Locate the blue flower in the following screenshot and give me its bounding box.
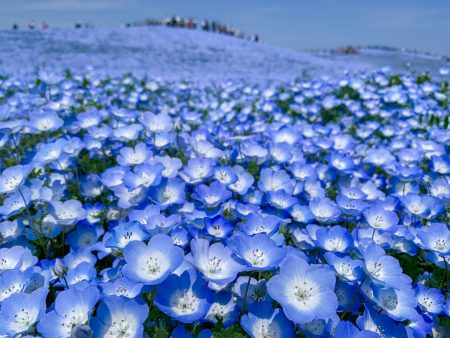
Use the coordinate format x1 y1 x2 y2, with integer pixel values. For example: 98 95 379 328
204 291 240 328
309 198 341 224
192 181 232 208
239 213 281 236
229 232 286 270
139 111 173 133
267 255 338 324
203 215 234 239
48 199 87 226
240 301 295 338
122 234 184 285
258 168 294 194
363 243 411 289
154 269 213 323
30 110 64 133
37 285 99 338
117 142 152 166
315 225 353 253
416 222 450 255
324 252 364 282
100 277 143 298
149 178 186 209
180 158 214 184
0 288 48 336
373 285 419 321
415 284 445 315
91 295 149 338
363 203 399 232
0 164 33 194
186 238 245 285
123 163 164 189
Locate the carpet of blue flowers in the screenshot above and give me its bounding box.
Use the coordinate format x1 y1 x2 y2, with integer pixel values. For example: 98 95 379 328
0 68 449 338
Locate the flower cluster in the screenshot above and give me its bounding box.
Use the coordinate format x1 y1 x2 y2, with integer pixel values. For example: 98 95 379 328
0 68 449 338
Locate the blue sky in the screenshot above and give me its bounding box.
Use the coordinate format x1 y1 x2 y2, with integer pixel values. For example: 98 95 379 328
1 0 449 54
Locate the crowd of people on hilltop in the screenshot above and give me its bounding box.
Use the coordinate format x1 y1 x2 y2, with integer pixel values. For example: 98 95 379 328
12 21 49 30
126 16 259 42
11 16 260 42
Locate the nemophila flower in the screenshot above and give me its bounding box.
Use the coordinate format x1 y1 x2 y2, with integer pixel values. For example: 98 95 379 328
91 295 149 338
329 152 355 173
267 190 297 210
240 141 268 161
0 187 32 217
37 286 99 338
309 198 341 224
324 252 364 282
364 148 395 167
204 291 240 328
192 181 232 208
171 226 190 248
289 204 315 224
122 234 184 285
429 178 450 200
32 138 67 164
154 269 213 323
0 269 30 301
113 123 143 141
153 155 183 178
128 204 160 225
0 164 33 194
180 157 214 184
117 142 152 166
373 285 419 321
363 243 411 289
186 238 245 285
123 163 164 189
203 215 234 239
29 110 64 133
336 194 368 216
315 225 353 253
149 178 186 209
100 277 143 298
228 233 286 270
0 219 25 242
48 199 87 226
141 214 181 235
65 262 97 286
356 306 408 338
363 203 399 232
213 166 238 186
415 284 444 315
0 246 37 272
240 301 295 338
76 110 103 129
66 224 101 250
228 165 255 195
430 154 450 174
258 168 294 194
239 213 281 236
267 255 338 324
0 288 48 336
400 193 433 217
416 223 450 255
105 222 148 249
233 276 268 305
139 111 172 133
113 185 147 209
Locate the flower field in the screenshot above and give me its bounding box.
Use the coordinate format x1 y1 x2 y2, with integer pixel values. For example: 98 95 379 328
0 37 449 337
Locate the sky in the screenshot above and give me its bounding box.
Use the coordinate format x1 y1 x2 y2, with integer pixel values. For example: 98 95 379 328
0 0 449 55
